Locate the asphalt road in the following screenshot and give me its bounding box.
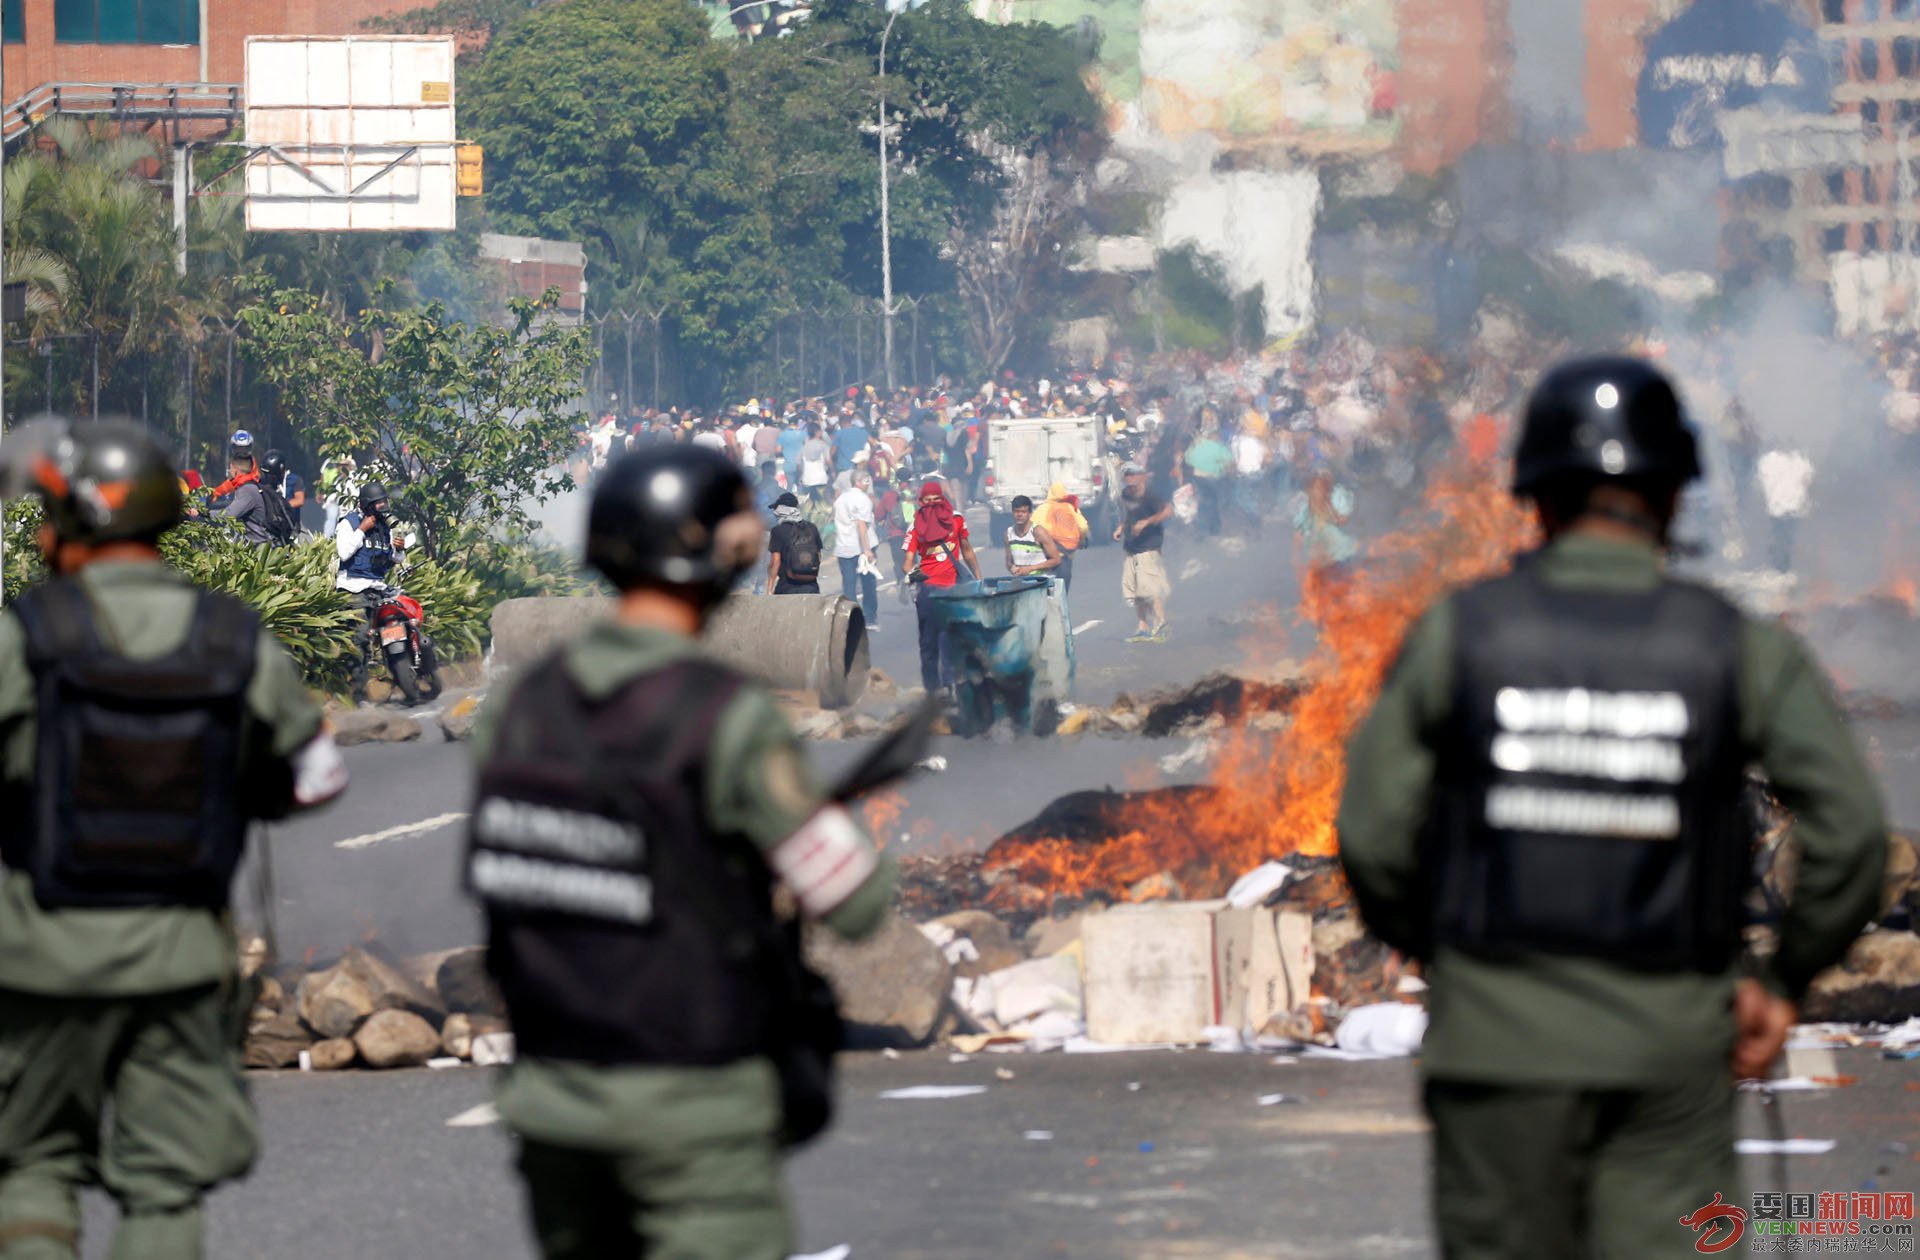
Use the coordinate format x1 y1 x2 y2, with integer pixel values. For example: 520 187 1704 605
75 1044 1920 1259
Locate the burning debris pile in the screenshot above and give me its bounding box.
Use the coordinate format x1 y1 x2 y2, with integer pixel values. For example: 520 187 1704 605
974 428 1532 900
885 436 1535 1031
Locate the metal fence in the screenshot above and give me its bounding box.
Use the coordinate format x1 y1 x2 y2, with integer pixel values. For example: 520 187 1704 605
581 295 955 413
0 293 965 473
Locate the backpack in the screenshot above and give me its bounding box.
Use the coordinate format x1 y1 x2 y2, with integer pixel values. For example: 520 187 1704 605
785 523 823 583
12 580 258 908
260 479 298 547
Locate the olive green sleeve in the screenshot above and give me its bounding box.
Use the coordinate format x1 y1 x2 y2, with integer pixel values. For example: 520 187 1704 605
245 630 325 758
1336 602 1454 962
1738 618 1889 1002
705 687 897 940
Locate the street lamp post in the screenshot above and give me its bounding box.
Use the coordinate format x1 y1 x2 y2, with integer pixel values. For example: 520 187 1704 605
878 7 899 393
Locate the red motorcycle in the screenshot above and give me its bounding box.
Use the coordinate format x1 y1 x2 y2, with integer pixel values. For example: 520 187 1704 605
369 574 442 706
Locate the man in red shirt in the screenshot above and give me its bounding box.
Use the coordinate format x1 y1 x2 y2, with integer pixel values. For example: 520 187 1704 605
902 479 980 695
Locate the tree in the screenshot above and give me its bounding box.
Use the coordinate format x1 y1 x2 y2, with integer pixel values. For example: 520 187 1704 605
949 147 1083 374
237 286 594 563
787 0 1103 371
4 120 229 418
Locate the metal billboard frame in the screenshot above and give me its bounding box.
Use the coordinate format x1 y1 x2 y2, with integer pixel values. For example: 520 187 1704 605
242 35 458 232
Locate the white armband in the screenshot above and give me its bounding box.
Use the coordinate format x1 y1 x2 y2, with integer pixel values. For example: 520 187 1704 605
768 805 878 919
290 732 349 808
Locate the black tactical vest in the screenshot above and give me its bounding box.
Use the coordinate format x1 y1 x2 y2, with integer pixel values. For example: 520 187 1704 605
1426 559 1750 972
12 578 258 909
467 655 783 1065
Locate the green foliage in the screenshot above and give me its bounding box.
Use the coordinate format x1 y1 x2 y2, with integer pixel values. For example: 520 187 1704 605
4 120 237 419
394 558 490 663
462 0 1104 395
3 500 48 605
160 524 364 692
449 529 595 602
237 285 595 562
3 499 548 690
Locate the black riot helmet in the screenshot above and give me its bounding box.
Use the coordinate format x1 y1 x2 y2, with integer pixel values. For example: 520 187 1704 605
358 481 390 519
2 419 183 545
1513 356 1701 497
261 449 288 482
586 444 758 598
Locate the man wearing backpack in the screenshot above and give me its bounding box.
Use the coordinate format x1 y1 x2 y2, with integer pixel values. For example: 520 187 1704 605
0 420 348 1259
254 451 300 547
765 493 823 595
466 445 892 1260
216 449 274 548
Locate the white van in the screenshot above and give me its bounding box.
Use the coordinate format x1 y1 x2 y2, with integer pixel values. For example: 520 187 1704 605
983 414 1116 543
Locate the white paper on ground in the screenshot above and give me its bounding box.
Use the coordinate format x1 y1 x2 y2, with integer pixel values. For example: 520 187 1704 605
1206 1025 1305 1054
1297 1046 1380 1062
1258 1093 1303 1106
1060 1038 1183 1054
425 1056 464 1070
1735 1138 1836 1155
789 1247 852 1260
471 1033 516 1066
445 1102 500 1128
1738 1077 1830 1093
1225 861 1294 908
1332 1003 1429 1058
990 953 1084 1029
1879 1015 1920 1049
1020 1009 1087 1051
1023 1130 1054 1141
919 922 981 968
879 1085 988 1100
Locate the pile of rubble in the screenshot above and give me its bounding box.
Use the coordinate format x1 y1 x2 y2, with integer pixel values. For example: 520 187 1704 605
242 943 512 1071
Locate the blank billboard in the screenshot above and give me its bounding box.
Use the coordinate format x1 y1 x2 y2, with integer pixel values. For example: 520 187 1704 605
244 36 458 232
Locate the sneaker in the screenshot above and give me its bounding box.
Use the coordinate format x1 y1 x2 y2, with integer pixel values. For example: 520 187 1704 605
1149 623 1169 641
867 624 882 635
1125 629 1153 643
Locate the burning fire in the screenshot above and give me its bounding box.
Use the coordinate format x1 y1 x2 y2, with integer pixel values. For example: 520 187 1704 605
989 422 1536 901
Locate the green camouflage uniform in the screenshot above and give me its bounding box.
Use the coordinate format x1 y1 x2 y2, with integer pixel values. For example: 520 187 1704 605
0 561 326 1260
472 620 896 1260
1338 535 1888 1260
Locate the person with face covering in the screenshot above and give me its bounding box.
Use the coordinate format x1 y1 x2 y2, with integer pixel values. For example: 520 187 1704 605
901 480 980 695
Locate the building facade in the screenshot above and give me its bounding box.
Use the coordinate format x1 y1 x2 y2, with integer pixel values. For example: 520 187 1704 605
3 0 424 99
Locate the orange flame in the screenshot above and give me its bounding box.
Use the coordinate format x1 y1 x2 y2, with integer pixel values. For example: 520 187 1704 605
990 432 1537 900
861 788 908 851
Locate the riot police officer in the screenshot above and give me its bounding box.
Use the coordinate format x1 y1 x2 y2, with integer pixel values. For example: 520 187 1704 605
467 444 896 1260
0 420 348 1259
1338 358 1888 1259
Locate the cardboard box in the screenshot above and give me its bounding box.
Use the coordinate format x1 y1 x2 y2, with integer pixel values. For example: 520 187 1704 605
1081 901 1314 1044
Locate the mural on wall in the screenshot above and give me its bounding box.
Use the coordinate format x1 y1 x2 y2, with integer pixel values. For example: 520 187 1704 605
990 0 1398 147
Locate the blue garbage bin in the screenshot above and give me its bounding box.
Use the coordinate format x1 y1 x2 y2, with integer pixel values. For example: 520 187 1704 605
927 576 1074 734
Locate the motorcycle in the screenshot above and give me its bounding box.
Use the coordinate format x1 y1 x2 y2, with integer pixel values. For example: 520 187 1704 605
367 572 442 706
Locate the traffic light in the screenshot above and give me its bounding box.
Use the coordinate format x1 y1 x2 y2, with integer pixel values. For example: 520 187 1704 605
456 143 484 198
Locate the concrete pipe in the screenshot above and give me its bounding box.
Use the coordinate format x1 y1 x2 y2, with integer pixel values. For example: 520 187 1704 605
489 594 870 709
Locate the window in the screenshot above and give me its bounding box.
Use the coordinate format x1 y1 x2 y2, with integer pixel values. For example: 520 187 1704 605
1823 0 1846 22
2 0 20 43
1824 225 1849 253
1896 36 1916 77
1861 38 1880 79
1828 170 1851 202
1864 99 1882 125
54 0 198 44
